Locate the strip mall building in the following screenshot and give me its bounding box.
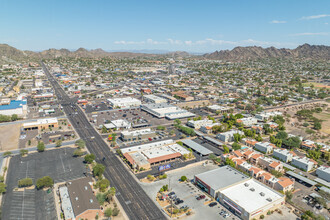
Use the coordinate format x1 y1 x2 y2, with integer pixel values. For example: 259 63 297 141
195 166 285 220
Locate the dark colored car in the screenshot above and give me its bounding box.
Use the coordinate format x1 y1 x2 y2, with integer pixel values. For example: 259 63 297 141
209 202 217 207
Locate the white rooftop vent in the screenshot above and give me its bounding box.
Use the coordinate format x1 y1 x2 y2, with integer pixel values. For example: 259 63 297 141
85 186 88 190
90 199 93 203
260 192 265 196
249 188 255 192
75 197 78 201
266 198 272 202
244 183 249 187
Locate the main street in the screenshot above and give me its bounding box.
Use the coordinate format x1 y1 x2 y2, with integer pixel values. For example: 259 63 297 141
41 62 166 220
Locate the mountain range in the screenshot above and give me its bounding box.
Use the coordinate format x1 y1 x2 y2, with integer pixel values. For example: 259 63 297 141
0 43 329 62
203 44 330 60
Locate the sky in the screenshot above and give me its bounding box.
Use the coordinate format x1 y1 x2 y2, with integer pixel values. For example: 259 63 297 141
0 0 329 53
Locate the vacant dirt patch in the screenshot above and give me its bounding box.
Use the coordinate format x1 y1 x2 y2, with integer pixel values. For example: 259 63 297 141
0 123 21 151
314 112 330 135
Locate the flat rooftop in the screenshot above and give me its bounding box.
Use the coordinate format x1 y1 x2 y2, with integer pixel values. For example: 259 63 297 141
221 179 284 213
195 166 250 191
181 139 213 155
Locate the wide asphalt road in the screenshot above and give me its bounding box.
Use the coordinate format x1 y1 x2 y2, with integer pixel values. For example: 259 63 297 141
42 62 166 220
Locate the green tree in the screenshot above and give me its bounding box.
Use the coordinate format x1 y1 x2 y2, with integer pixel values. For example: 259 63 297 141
223 145 230 154
55 140 62 147
96 193 106 205
73 149 83 157
37 141 45 152
0 182 7 194
84 154 95 164
96 178 110 192
11 114 18 121
104 208 112 217
36 176 53 189
112 207 120 216
314 122 322 130
181 176 187 182
232 142 241 150
255 134 263 142
75 139 86 149
93 163 105 177
225 158 236 168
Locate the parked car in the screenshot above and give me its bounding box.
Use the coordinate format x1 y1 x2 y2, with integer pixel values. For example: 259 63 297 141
209 202 217 207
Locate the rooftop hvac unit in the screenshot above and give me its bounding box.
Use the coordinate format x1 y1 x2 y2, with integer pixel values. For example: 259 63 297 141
266 198 272 202
260 192 265 196
244 183 249 187
250 188 255 192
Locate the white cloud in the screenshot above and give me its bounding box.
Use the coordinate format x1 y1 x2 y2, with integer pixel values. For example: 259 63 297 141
290 32 329 36
114 40 145 45
270 20 287 24
300 14 330 20
168 38 182 45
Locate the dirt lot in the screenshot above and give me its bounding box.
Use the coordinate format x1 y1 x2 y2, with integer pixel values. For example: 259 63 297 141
314 112 330 135
0 123 21 151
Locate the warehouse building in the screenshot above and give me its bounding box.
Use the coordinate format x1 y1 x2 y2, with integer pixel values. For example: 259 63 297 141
121 139 190 170
107 97 141 109
195 166 285 220
120 128 156 142
23 118 58 130
141 103 195 119
143 94 167 104
0 99 27 118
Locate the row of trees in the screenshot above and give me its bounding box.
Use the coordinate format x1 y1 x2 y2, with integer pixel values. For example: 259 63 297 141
0 114 19 123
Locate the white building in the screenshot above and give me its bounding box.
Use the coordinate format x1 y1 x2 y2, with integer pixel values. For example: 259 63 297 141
104 119 131 130
273 148 293 163
216 130 244 142
316 166 330 182
255 142 274 154
237 117 258 126
291 157 314 172
0 99 27 117
255 111 282 121
143 94 167 104
141 103 195 119
107 97 141 109
187 119 214 129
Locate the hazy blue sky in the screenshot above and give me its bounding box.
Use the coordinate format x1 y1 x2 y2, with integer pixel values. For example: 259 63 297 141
0 0 329 52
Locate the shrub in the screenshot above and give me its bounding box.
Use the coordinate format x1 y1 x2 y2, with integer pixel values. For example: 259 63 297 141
84 154 95 164
104 208 112 217
37 141 45 152
18 178 33 187
93 163 105 177
180 176 187 182
112 207 120 216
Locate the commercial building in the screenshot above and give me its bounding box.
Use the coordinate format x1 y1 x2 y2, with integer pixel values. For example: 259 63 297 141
120 128 156 142
273 148 294 163
103 119 131 130
237 117 258 126
195 166 284 220
219 179 285 220
291 157 315 172
63 177 103 220
141 103 195 119
107 97 141 109
216 130 244 142
143 94 167 104
187 119 214 129
194 166 250 197
23 118 58 130
316 166 330 182
255 111 282 122
254 142 274 154
0 99 27 117
121 139 190 170
207 104 232 113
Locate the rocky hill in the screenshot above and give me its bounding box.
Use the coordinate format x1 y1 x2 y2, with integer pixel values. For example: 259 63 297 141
203 44 330 60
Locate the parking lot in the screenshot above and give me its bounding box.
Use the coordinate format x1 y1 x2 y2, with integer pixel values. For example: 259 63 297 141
89 107 170 128
139 162 238 220
2 148 86 220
